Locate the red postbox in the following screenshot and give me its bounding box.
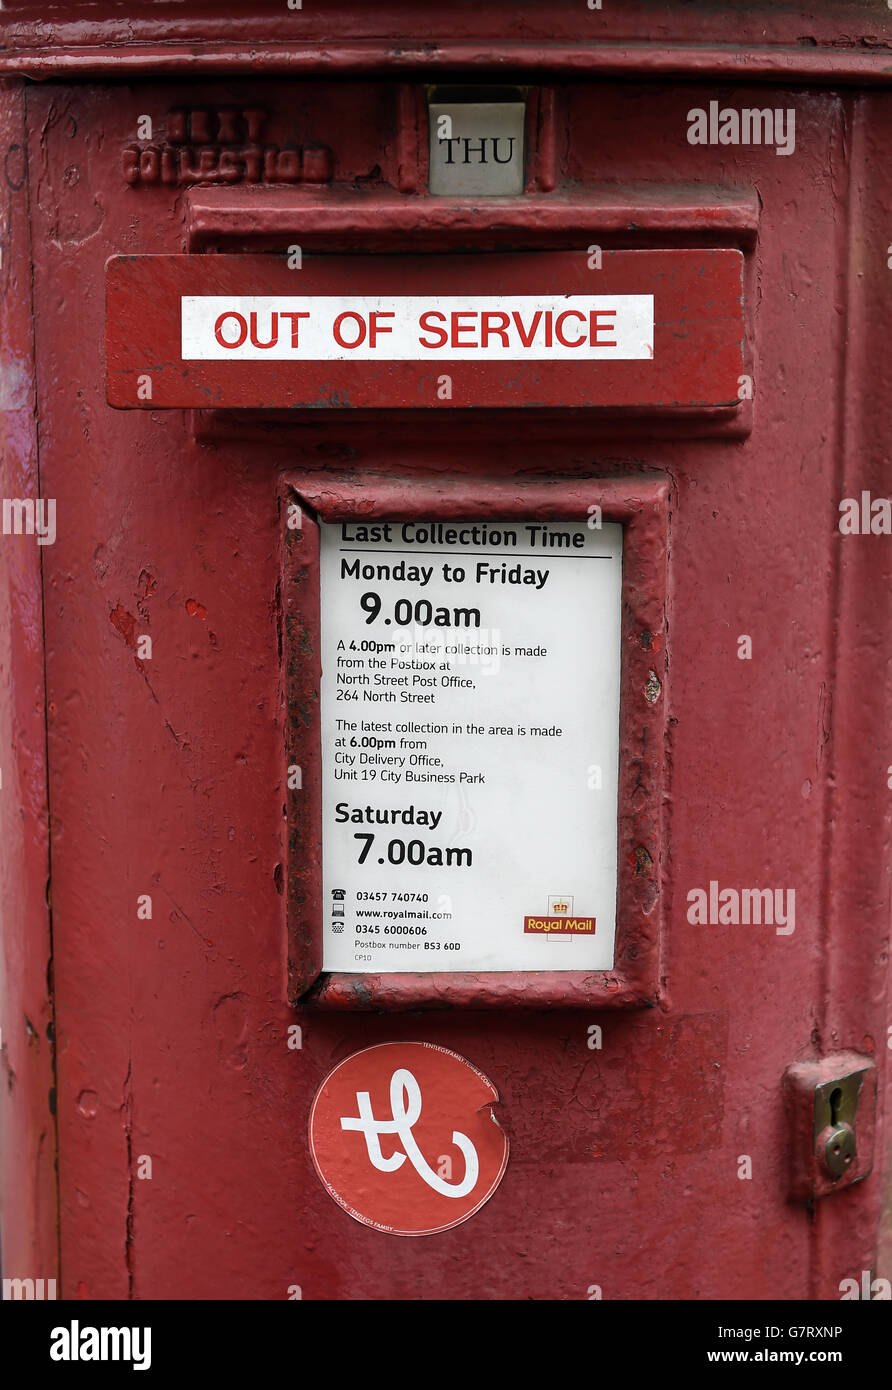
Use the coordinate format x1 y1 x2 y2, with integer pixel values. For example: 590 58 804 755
1 2 891 1306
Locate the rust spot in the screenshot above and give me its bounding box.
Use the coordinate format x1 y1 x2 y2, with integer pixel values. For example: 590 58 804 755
185 599 208 619
630 846 653 877
109 605 137 648
349 978 375 1008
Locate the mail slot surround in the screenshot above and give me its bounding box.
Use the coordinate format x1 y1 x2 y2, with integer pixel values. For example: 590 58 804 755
106 248 745 411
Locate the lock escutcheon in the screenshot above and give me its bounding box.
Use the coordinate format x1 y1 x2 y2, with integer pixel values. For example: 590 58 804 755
784 1052 876 1200
814 1077 861 1180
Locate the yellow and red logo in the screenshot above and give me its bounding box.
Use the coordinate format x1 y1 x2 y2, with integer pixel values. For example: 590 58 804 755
524 916 596 934
524 895 595 935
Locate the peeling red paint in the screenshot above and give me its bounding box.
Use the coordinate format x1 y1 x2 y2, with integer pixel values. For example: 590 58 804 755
109 604 137 648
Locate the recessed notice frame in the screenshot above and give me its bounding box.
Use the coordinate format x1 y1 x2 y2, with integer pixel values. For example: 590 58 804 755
283 475 669 1011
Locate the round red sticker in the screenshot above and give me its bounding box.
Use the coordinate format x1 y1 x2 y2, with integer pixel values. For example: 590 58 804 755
309 1042 509 1236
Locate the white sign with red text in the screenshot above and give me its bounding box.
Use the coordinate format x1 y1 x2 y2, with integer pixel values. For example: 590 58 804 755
180 294 653 360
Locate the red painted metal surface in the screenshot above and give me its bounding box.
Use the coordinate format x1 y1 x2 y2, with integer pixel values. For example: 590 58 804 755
0 12 889 1304
106 250 744 410
184 186 763 253
2 3 891 84
0 77 58 1293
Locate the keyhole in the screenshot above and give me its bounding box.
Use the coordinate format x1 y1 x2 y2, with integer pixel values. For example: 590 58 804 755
829 1087 844 1156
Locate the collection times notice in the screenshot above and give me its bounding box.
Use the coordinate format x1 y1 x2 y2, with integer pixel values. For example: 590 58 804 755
319 519 623 973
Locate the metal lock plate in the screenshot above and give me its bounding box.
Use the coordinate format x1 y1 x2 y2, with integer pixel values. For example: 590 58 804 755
784 1052 877 1200
813 1072 861 1177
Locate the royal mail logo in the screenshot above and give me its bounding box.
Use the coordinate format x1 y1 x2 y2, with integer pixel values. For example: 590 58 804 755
525 894 595 935
524 917 596 934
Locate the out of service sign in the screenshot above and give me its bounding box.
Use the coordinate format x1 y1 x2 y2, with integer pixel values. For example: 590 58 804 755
106 249 744 408
181 293 653 360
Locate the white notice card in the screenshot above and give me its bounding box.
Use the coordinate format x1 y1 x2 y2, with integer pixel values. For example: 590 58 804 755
319 519 622 973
